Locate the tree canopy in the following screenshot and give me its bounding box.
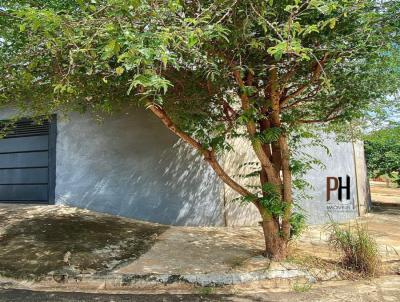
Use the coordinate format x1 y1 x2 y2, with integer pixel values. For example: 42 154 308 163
1 1 399 125
365 124 400 186
0 0 399 258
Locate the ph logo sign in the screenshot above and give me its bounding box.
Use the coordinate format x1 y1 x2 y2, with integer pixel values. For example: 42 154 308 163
326 175 351 201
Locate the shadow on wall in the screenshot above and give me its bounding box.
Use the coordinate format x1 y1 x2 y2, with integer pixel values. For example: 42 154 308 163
55 108 224 226
156 141 224 225
222 137 262 227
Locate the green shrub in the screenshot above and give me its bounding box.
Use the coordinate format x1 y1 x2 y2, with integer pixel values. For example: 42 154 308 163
328 222 381 277
290 212 307 239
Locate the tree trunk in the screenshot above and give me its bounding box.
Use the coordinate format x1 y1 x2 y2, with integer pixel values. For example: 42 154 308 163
260 218 288 260
147 70 294 260
255 66 291 258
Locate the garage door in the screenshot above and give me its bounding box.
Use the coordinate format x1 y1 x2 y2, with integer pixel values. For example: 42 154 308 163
0 117 56 204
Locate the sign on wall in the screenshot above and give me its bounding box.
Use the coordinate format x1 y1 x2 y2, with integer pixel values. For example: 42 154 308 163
326 175 355 212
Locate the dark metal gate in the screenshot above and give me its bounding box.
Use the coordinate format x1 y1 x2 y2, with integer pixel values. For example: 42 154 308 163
0 117 56 204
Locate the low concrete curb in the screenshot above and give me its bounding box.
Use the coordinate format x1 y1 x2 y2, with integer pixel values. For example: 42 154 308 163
48 268 317 287
119 269 317 286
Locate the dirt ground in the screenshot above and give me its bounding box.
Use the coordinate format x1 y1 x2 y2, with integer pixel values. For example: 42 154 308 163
370 181 400 205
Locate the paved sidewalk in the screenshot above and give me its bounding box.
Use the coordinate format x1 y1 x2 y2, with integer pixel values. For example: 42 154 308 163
0 206 168 280
0 204 399 290
116 209 400 276
116 227 265 275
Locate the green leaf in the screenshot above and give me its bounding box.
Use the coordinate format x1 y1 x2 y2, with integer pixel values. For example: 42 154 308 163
19 24 26 32
115 66 124 76
329 18 336 29
160 54 168 68
240 86 257 96
188 33 198 47
259 127 282 144
103 39 121 59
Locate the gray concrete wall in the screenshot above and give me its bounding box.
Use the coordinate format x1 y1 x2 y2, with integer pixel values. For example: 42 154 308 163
222 136 367 226
0 107 370 226
55 108 224 226
221 136 261 226
353 141 371 214
298 140 359 224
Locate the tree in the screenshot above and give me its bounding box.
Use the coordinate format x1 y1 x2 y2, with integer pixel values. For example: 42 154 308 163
0 0 399 259
365 125 400 187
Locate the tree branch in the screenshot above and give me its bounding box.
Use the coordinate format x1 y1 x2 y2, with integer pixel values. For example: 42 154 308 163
268 67 284 173
279 61 300 92
298 114 343 124
280 53 329 107
222 99 238 121
233 69 279 182
298 105 343 124
281 82 322 110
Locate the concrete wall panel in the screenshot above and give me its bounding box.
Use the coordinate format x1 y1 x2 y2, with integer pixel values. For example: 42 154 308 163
353 141 371 214
222 136 363 226
299 140 359 224
55 108 224 226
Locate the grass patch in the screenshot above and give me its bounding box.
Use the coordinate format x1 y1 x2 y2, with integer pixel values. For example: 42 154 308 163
292 281 312 292
196 286 215 295
286 250 344 281
327 222 381 277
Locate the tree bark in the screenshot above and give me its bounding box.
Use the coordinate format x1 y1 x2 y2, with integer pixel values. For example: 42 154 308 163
260 218 288 260
258 66 292 256
280 134 293 240
233 70 280 184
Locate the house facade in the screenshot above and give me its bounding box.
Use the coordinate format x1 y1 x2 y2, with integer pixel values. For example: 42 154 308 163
0 107 370 226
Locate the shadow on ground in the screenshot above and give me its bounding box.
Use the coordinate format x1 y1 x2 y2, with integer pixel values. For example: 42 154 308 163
0 206 168 280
